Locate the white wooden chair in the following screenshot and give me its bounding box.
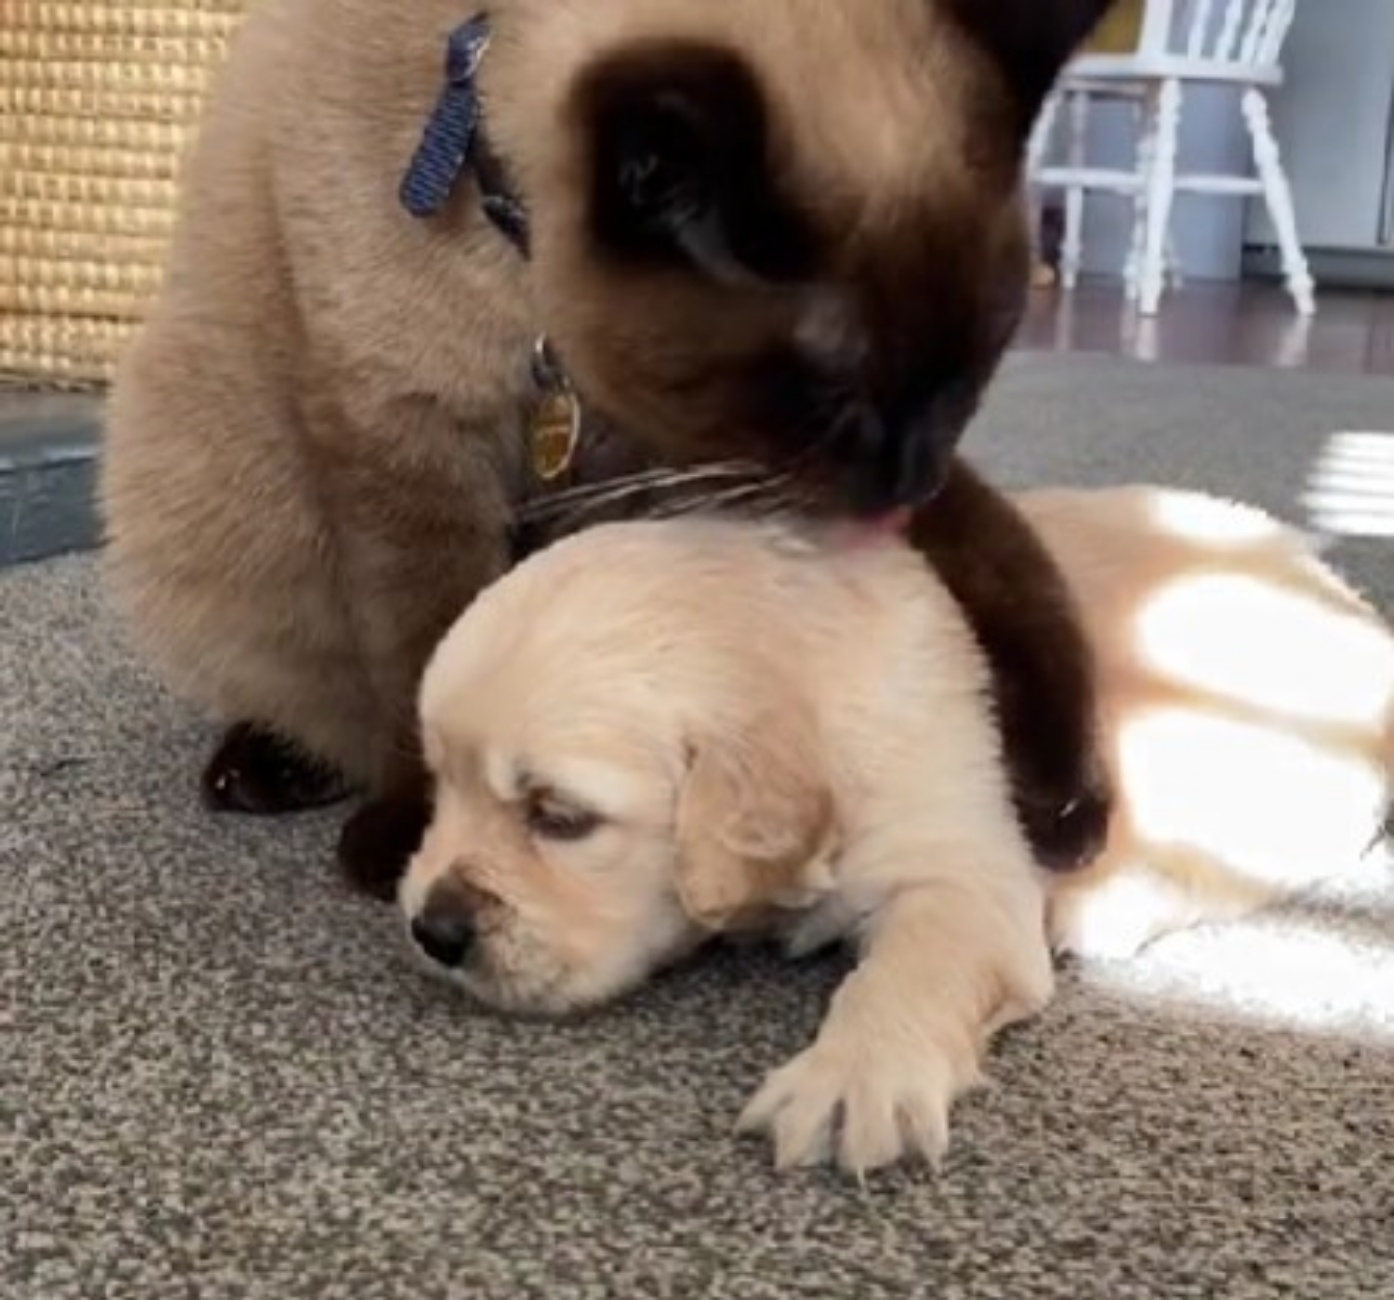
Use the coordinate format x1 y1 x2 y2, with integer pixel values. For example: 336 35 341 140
1028 0 1315 317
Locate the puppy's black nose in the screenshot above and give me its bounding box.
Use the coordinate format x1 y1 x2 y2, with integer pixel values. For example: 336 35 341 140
410 891 477 969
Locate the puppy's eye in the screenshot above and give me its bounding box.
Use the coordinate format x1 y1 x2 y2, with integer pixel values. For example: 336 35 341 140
524 794 604 842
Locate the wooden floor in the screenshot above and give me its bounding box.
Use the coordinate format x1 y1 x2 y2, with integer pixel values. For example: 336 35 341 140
1013 280 1394 378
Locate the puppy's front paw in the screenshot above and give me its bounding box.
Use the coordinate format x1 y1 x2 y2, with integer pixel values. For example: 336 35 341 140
736 1020 980 1176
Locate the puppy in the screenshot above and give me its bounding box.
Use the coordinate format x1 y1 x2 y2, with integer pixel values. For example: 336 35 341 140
1019 486 1394 960
401 515 1056 1175
100 0 1118 892
400 488 1394 1174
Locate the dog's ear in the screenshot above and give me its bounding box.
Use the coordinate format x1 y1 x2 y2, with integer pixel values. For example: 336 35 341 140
946 0 1116 134
674 708 838 930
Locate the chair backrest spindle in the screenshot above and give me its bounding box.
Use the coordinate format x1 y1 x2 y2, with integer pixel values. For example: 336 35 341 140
1211 0 1246 61
1173 0 1300 68
1185 0 1215 56
1239 0 1275 62
1256 0 1298 65
1135 0 1179 57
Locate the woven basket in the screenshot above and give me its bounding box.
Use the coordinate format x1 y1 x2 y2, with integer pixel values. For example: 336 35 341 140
1086 0 1146 55
1 1 252 388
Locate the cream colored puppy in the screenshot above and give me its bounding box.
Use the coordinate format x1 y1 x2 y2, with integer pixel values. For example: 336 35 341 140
401 487 1394 1174
402 517 1055 1175
1026 487 1394 960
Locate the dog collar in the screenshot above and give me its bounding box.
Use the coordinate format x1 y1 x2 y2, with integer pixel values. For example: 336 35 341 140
400 14 579 482
399 14 529 252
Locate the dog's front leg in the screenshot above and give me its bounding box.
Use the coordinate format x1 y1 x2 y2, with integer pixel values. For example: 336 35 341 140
739 876 1053 1176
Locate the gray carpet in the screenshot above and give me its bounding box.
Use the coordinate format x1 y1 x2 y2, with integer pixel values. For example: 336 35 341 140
6 354 1394 1300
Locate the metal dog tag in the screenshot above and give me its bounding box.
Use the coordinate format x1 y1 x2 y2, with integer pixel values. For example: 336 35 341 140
528 337 580 481
529 389 581 481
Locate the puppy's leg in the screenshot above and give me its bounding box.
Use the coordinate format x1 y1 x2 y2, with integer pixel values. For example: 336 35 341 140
739 871 1053 1176
911 459 1110 871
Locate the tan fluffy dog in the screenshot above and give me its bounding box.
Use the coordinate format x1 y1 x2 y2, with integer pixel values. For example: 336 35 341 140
400 487 1394 1174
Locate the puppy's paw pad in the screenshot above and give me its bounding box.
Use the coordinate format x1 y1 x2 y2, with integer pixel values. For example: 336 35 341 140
737 1029 973 1176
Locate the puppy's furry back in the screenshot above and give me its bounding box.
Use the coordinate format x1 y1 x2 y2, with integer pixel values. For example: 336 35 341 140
1020 487 1394 957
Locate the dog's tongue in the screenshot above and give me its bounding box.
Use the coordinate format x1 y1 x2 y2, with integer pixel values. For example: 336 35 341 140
831 507 914 549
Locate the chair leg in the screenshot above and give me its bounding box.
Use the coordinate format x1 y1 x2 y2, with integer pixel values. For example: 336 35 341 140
1124 92 1158 302
1061 88 1090 291
1025 90 1062 265
1241 85 1316 317
1129 89 1186 298
1164 228 1185 291
1139 77 1183 316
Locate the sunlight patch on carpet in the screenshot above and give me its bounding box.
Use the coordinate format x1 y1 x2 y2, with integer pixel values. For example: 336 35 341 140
1077 870 1394 1044
1304 430 1394 538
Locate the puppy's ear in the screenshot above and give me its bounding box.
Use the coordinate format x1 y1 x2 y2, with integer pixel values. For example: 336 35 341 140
674 709 838 930
946 0 1116 133
573 40 820 285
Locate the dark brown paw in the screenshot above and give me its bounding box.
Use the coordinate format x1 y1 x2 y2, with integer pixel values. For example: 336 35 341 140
337 790 432 902
905 459 1112 875
202 722 351 815
1019 768 1112 873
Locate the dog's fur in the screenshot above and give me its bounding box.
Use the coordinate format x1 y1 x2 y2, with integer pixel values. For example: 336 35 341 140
402 513 1056 1175
99 0 1116 889
1026 487 1394 957
400 486 1394 1174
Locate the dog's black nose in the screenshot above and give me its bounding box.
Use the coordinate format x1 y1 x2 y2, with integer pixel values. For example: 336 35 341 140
410 892 476 969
